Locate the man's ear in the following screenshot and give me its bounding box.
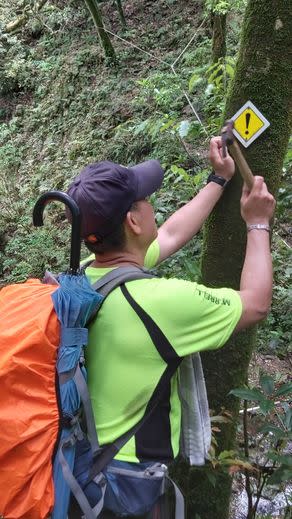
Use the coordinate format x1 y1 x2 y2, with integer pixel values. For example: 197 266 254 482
125 207 142 236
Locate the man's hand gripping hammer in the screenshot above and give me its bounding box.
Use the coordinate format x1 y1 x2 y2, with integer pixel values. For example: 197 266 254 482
221 120 254 190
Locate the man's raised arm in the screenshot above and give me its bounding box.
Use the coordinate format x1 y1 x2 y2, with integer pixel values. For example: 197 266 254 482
157 137 234 263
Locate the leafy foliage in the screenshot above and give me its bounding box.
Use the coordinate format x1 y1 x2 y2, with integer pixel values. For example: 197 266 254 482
204 0 247 15
0 0 210 281
257 234 292 357
228 375 292 517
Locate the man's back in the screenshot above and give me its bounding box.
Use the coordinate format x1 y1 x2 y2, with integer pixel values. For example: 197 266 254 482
85 266 242 463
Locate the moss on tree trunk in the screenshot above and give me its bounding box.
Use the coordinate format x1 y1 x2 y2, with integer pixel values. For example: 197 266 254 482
175 1 292 517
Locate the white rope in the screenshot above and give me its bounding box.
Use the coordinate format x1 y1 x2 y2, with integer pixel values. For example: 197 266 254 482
101 27 171 67
171 65 209 135
239 401 282 415
171 16 207 68
98 17 210 136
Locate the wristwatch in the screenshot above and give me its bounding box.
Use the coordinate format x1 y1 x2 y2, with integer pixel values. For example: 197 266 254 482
207 172 229 188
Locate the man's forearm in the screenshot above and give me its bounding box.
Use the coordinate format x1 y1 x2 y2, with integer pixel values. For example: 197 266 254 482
236 229 273 330
157 182 224 262
241 230 273 311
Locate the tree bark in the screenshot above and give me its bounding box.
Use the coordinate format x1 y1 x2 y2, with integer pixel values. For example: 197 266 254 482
115 0 126 28
84 0 116 61
176 1 292 517
211 12 227 63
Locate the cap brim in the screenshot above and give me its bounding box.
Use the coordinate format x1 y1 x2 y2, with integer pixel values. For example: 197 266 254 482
129 160 164 200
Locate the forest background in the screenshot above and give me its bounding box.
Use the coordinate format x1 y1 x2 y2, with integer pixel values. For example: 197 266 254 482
0 1 291 518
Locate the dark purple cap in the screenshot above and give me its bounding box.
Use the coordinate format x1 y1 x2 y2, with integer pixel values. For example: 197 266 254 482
67 160 164 239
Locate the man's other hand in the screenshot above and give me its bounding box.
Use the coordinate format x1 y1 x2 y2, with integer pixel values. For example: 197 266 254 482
241 176 276 225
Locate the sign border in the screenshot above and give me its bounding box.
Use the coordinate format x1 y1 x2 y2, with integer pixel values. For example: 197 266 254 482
231 100 270 148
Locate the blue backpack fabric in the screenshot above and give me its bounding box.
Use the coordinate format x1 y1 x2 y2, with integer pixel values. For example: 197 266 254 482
73 438 166 517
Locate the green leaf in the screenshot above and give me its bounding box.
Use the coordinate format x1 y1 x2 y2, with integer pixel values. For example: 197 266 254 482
133 119 149 136
188 73 201 93
225 56 235 65
159 118 175 132
214 75 223 87
225 63 234 79
229 387 264 402
208 66 223 84
259 423 285 438
260 374 275 395
218 450 236 460
274 381 292 397
259 399 274 415
206 471 217 488
170 165 189 179
267 453 292 466
267 465 292 485
282 404 292 429
187 122 201 138
206 62 219 74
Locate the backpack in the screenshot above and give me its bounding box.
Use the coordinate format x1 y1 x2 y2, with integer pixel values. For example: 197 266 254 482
0 267 185 519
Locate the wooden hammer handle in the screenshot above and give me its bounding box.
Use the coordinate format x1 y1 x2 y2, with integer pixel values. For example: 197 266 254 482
221 120 254 190
228 139 254 190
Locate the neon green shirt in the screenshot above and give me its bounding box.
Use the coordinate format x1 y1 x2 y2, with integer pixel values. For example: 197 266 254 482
85 241 242 463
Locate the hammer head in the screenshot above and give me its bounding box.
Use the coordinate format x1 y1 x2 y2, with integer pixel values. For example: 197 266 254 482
221 120 235 157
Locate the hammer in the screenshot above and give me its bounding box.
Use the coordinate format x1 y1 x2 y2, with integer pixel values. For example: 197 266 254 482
221 120 254 190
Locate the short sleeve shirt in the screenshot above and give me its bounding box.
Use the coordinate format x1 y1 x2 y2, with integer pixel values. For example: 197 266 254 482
85 241 242 463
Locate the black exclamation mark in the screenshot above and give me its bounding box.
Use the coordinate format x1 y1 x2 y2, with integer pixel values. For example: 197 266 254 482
245 112 251 136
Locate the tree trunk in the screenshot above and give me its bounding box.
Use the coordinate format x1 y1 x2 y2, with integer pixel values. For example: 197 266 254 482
115 0 126 27
177 1 292 518
211 12 227 63
84 0 116 61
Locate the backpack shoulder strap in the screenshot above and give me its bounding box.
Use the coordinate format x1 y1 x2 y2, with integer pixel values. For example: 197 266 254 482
89 282 182 477
84 266 154 327
90 266 154 297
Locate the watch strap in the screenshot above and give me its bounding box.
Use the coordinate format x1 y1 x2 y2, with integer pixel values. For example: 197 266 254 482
246 224 270 233
207 172 229 188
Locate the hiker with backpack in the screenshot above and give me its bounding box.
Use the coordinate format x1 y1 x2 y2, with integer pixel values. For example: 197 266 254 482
66 135 275 518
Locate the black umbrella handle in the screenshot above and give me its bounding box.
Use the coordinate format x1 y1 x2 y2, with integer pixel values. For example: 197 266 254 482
33 191 81 275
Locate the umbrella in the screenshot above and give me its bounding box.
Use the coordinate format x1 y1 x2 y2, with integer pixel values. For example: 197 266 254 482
33 191 103 519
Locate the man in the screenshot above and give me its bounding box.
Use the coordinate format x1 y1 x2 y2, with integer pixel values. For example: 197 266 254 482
67 137 275 517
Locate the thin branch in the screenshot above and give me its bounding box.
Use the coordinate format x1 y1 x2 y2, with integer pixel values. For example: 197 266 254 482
252 473 269 517
243 400 254 518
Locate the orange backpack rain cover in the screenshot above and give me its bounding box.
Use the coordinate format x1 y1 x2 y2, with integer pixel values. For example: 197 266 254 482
0 279 60 519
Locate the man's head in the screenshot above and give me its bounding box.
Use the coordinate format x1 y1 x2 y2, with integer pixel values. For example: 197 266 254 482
67 160 164 254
